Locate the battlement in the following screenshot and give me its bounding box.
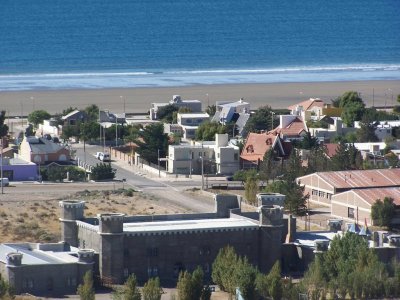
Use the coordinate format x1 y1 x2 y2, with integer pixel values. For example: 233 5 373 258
259 205 283 226
6 252 23 266
59 200 85 209
78 249 95 263
98 213 125 234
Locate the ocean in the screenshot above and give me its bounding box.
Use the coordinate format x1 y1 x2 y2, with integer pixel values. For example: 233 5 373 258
0 0 399 91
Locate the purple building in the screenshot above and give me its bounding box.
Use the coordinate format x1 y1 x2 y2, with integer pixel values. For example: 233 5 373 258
1 157 38 181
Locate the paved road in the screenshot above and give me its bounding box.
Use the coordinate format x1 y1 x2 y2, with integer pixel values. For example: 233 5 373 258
73 144 215 213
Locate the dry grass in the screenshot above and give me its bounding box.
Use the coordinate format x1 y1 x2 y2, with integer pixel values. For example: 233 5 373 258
0 184 186 244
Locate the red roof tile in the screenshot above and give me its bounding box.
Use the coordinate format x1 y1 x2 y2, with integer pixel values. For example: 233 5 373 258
316 169 400 189
240 133 278 162
324 143 339 158
270 117 306 137
288 98 325 111
352 188 400 206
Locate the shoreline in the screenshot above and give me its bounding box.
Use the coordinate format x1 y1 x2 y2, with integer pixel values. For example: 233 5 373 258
0 80 399 116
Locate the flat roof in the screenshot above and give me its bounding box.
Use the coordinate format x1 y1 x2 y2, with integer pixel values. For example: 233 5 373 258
123 218 258 233
0 244 79 265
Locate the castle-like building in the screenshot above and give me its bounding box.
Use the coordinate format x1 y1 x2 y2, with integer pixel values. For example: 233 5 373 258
61 194 292 285
0 194 293 296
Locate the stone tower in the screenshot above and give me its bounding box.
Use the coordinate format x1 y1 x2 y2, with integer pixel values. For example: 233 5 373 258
59 200 85 247
98 213 125 284
258 205 285 273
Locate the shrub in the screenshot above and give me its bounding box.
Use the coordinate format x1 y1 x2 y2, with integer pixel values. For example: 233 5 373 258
91 163 116 181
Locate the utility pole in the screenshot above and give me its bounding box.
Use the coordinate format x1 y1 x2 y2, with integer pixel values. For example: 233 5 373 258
201 156 204 190
1 137 3 194
270 111 275 131
158 149 160 177
115 117 118 147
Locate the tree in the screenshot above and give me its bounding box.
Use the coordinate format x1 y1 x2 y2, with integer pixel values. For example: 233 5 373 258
244 170 259 205
157 104 179 123
330 142 363 171
257 261 283 300
85 104 99 122
195 121 226 141
123 274 141 300
356 122 379 142
371 197 395 228
0 110 8 139
234 257 258 300
265 180 308 215
61 124 79 140
298 131 319 150
205 105 216 116
28 110 51 127
134 123 169 164
177 266 209 300
244 106 278 133
306 146 331 174
337 91 366 127
91 163 116 180
77 271 95 300
259 148 280 182
212 246 239 295
142 277 162 300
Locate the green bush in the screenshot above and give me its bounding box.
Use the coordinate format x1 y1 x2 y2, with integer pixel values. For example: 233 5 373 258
91 163 116 180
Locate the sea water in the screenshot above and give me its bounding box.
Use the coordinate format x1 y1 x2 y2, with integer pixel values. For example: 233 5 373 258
0 0 399 91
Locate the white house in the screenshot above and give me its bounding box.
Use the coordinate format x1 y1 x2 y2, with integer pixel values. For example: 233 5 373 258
150 95 202 120
177 112 210 140
167 134 239 175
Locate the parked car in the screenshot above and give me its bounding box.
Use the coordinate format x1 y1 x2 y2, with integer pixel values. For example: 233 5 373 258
95 152 103 159
99 153 111 162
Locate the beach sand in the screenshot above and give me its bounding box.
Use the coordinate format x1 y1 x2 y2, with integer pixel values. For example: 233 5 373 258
0 80 399 116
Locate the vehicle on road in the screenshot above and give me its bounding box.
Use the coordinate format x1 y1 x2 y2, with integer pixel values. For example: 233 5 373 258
99 153 111 162
95 152 103 159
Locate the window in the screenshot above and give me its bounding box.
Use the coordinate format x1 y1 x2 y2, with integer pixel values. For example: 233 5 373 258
147 247 158 257
124 268 129 278
348 207 355 219
234 153 238 160
191 152 194 159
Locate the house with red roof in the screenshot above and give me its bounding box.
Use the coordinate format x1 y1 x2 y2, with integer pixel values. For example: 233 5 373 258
269 115 308 141
240 132 289 168
288 98 325 114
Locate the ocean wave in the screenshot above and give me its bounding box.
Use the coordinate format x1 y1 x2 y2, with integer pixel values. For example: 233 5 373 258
0 64 399 91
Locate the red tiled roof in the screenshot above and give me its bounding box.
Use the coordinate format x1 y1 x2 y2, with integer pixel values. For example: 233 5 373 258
240 133 278 162
271 117 306 137
352 188 400 206
288 98 325 111
316 169 400 189
324 143 339 158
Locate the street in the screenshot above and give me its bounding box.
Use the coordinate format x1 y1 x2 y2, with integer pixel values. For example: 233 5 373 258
73 143 215 213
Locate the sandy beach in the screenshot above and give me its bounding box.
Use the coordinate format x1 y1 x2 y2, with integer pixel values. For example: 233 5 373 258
0 80 399 116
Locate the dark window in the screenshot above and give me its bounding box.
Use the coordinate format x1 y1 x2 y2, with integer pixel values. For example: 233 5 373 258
348 207 355 219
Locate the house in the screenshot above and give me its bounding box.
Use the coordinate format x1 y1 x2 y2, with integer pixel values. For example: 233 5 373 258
61 110 87 126
99 110 126 124
150 95 202 120
0 242 94 296
0 156 38 181
331 187 400 226
212 99 251 138
58 195 290 285
297 169 400 206
288 98 325 115
19 136 71 165
167 133 240 175
177 112 209 140
240 132 288 169
269 115 308 141
308 117 355 142
37 119 61 137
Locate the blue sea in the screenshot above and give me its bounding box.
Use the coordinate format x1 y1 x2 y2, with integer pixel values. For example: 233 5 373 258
0 0 399 91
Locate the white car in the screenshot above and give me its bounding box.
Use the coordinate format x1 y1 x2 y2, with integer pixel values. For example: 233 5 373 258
99 153 111 162
95 152 103 159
